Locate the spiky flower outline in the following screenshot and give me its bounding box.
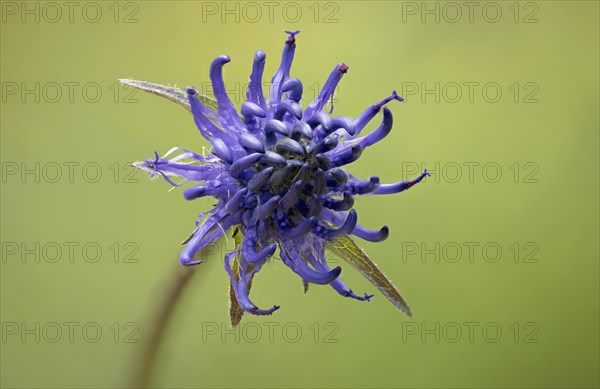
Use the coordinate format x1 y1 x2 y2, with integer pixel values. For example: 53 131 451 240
127 30 428 324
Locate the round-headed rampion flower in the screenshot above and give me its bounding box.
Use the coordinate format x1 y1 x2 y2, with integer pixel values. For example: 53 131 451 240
132 31 428 319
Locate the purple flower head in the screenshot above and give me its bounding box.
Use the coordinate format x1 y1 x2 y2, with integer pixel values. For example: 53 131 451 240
128 31 429 324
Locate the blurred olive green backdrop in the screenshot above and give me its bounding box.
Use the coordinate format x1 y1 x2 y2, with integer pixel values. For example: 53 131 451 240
1 1 598 388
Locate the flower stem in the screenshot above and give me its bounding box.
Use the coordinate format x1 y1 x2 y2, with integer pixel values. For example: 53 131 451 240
130 264 196 388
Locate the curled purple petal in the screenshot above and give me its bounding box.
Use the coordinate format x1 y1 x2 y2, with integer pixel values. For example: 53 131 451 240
247 50 268 112
210 55 243 128
352 90 403 138
269 30 300 108
373 169 430 195
303 63 348 120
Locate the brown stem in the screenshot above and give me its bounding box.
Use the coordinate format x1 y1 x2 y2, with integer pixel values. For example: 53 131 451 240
130 265 196 388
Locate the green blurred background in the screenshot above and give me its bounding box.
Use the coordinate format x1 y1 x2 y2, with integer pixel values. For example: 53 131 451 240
1 1 598 388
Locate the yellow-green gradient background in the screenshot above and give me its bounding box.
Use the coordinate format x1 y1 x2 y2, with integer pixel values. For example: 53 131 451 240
1 1 598 388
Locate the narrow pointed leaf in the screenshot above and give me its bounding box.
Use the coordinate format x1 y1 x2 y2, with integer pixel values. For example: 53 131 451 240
297 249 311 294
118 79 219 112
228 228 256 327
326 235 412 316
228 257 245 327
